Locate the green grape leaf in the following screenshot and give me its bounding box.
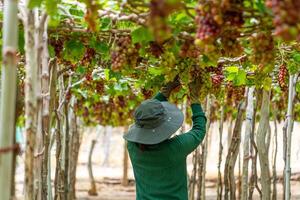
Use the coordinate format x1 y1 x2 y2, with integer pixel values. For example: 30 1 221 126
18 30 25 54
48 45 55 58
62 39 85 63
131 26 154 44
235 70 247 86
27 0 43 8
148 67 164 76
100 18 112 31
292 52 300 63
104 69 110 80
225 66 239 73
262 77 272 90
45 0 60 15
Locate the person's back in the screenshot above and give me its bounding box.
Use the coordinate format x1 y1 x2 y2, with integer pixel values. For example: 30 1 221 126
128 139 189 200
124 78 206 200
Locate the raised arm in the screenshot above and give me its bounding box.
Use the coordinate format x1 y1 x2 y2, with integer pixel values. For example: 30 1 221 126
170 77 207 156
173 103 206 156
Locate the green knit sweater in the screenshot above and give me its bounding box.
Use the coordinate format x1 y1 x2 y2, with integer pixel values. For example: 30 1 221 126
127 93 207 200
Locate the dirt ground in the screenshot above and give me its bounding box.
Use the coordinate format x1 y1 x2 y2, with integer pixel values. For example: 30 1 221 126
15 122 300 199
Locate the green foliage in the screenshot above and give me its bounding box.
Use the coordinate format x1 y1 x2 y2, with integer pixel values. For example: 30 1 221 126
62 39 85 64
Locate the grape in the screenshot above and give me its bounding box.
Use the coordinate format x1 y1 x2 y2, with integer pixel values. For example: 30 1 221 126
149 42 164 58
225 83 245 105
95 80 105 94
111 36 140 71
220 29 243 57
148 0 182 43
249 32 275 68
278 64 289 91
189 67 212 101
141 88 154 99
49 38 64 58
81 47 96 66
179 39 200 58
266 0 300 41
195 2 222 45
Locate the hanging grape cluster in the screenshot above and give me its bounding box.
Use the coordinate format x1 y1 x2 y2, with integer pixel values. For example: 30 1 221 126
206 64 224 87
266 0 300 41
148 42 164 58
225 83 245 105
148 0 182 43
189 67 213 101
195 1 222 51
220 0 244 57
249 32 275 69
81 47 96 66
111 36 140 71
179 39 200 59
278 64 289 91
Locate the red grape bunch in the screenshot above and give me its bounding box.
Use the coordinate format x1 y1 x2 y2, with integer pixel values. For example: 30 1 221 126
111 36 139 71
81 47 96 66
206 64 224 87
266 0 300 41
149 42 164 58
278 64 289 91
148 0 182 43
179 39 200 59
194 1 223 50
226 83 245 105
249 32 275 68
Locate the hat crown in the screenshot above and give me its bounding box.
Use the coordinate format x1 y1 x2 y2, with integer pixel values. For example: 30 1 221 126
134 99 166 129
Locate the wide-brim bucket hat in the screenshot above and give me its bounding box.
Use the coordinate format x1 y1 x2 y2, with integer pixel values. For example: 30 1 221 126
123 99 184 145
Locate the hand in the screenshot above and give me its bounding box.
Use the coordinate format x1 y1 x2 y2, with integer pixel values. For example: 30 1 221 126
188 78 201 104
160 75 181 98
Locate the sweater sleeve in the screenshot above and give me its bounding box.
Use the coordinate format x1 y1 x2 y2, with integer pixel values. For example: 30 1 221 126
153 92 168 102
171 103 207 156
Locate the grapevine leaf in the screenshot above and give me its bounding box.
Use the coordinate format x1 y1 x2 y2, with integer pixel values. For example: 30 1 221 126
148 67 164 76
292 52 300 63
18 30 25 54
131 26 154 44
62 39 85 64
27 0 43 8
100 18 112 31
262 77 272 90
225 66 239 73
48 45 55 58
235 70 247 86
104 69 110 80
45 0 60 16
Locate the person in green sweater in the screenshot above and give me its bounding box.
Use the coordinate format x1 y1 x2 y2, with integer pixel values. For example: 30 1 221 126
123 77 207 200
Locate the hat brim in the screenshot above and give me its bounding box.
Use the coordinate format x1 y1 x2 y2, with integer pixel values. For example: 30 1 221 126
123 102 184 145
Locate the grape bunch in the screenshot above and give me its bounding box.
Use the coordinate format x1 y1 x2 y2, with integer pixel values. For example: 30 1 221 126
95 79 105 94
179 39 200 58
149 42 164 58
141 88 154 99
225 83 245 105
81 47 96 66
206 64 224 88
189 67 213 101
220 29 243 57
249 32 275 68
266 0 300 41
111 36 140 71
278 64 289 91
49 38 64 58
148 0 182 43
195 2 222 47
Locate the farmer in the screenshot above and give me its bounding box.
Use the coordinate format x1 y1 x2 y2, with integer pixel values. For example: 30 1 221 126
123 77 207 200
